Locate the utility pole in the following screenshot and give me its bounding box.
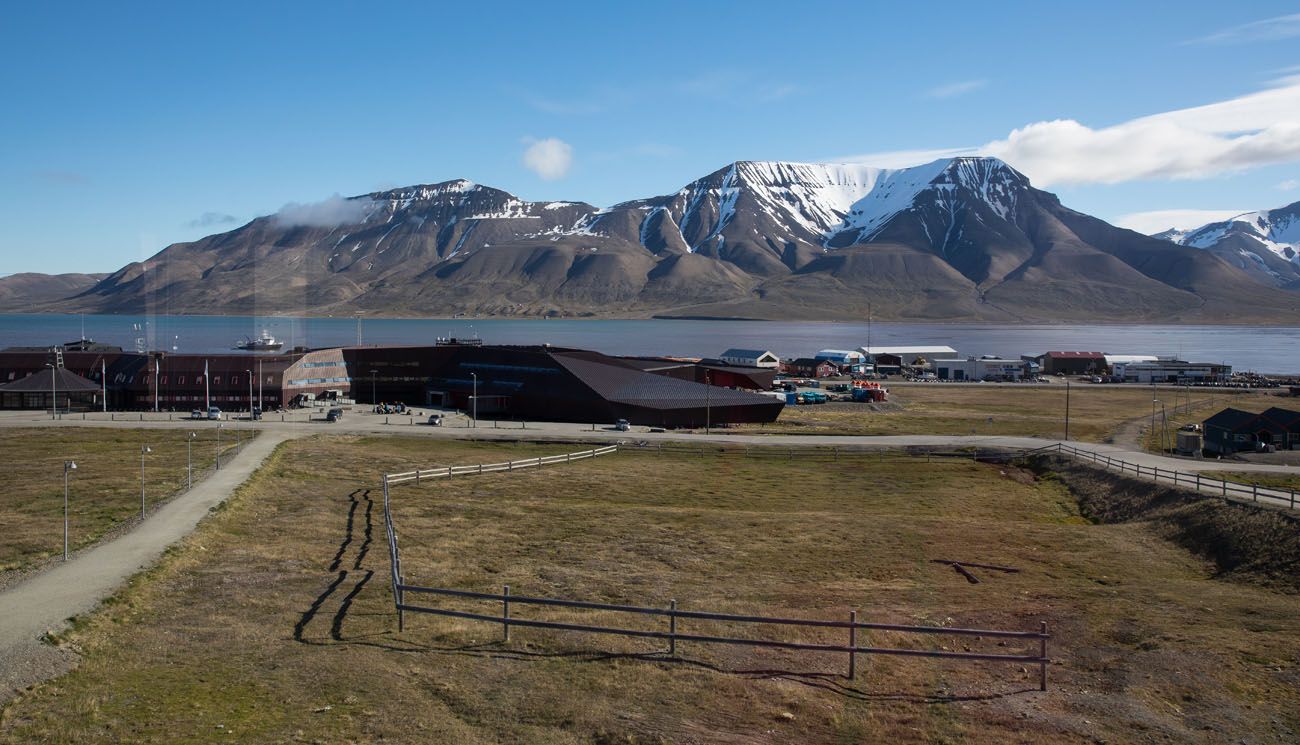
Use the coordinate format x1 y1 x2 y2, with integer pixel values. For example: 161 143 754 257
258 359 263 411
471 373 478 428
246 369 253 418
1151 398 1159 452
1064 379 1071 441
101 359 107 413
153 358 159 412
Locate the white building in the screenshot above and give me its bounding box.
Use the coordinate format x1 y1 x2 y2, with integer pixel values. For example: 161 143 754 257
1112 360 1231 384
719 348 780 368
1103 354 1160 369
933 357 1026 381
814 349 866 364
859 346 958 365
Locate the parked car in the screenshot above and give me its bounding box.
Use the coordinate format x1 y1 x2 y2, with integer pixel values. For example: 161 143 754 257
207 406 223 420
614 418 631 431
326 407 344 423
427 414 443 426
190 409 206 420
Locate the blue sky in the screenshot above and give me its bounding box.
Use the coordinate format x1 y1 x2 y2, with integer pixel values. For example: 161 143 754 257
2 1 1299 274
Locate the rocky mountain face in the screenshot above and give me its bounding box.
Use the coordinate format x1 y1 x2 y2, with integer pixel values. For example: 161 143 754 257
0 272 106 312
35 158 1300 321
1154 202 1300 290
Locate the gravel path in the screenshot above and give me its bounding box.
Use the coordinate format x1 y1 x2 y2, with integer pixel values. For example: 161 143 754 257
0 430 294 701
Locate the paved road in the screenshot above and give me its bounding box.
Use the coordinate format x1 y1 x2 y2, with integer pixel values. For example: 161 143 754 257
0 429 293 698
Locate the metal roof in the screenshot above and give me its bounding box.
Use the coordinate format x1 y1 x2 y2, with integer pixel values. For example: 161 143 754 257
1044 351 1106 359
0 366 102 393
552 352 777 410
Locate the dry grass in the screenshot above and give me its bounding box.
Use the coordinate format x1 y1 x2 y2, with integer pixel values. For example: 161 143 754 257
734 385 1264 444
0 427 251 573
1202 471 1300 493
1 436 1297 744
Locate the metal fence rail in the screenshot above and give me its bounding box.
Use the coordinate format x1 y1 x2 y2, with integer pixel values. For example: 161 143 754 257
1024 443 1299 511
381 443 1053 689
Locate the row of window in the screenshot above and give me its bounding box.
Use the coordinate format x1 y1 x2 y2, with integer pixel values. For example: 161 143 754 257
286 376 352 387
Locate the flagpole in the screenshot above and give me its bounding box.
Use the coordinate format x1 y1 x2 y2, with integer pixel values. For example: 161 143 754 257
205 360 210 410
101 359 107 413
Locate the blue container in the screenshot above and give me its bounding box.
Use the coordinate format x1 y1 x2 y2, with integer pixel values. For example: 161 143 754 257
785 392 798 405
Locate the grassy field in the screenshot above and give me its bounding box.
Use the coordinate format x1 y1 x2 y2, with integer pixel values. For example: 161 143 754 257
1 436 1297 744
0 427 252 573
735 384 1262 444
1202 471 1300 492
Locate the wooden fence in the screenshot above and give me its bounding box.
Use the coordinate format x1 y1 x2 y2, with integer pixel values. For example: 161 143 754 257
1024 443 1299 511
381 443 1052 688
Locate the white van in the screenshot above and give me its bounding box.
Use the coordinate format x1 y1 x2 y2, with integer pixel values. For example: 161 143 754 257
207 406 223 420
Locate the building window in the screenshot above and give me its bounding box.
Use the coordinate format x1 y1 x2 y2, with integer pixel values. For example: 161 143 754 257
178 376 186 385
213 376 221 385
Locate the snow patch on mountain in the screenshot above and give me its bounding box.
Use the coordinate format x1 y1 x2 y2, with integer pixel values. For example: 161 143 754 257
1165 203 1300 264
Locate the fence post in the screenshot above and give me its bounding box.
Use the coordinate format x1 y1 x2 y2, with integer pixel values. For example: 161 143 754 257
1195 473 1201 492
1291 490 1296 510
478 463 483 475
669 599 677 656
1222 479 1227 498
1039 621 1048 691
848 610 857 680
503 585 511 641
1253 483 1258 502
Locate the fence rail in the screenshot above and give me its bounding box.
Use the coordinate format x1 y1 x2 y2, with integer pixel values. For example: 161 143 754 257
381 443 1052 688
1024 443 1299 511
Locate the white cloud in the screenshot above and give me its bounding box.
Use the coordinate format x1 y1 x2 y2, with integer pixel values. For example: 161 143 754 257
925 79 987 99
1278 179 1299 191
273 195 377 228
831 146 979 169
1113 209 1250 236
521 137 574 180
832 77 1300 187
1189 13 1300 45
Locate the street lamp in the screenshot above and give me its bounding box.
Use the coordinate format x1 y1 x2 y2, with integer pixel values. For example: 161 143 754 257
370 369 378 406
246 369 253 420
471 373 477 428
705 371 711 435
187 432 196 489
63 461 76 560
140 445 152 519
1064 379 1071 441
46 362 57 420
216 424 223 470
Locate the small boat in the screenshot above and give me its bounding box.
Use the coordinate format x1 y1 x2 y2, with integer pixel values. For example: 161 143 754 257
234 330 283 351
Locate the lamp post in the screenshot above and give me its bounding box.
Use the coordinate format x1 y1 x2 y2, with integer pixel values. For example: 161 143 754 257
216 424 223 470
187 432 196 489
370 369 378 406
471 373 477 428
246 369 253 420
1064 379 1071 441
705 371 711 435
257 359 263 411
46 362 57 420
140 444 152 519
63 461 76 560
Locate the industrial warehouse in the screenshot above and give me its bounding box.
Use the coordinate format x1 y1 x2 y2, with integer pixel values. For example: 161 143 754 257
0 341 783 427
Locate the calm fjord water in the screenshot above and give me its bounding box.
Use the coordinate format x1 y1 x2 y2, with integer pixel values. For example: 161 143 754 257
2 314 1298 373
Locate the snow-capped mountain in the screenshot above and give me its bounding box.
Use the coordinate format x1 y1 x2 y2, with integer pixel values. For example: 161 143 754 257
27 158 1300 322
1154 201 1300 288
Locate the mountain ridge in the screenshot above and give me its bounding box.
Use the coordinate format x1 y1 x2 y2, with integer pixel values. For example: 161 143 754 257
19 157 1300 322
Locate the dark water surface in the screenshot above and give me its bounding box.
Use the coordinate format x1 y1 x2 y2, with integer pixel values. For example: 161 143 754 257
2 314 1298 372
